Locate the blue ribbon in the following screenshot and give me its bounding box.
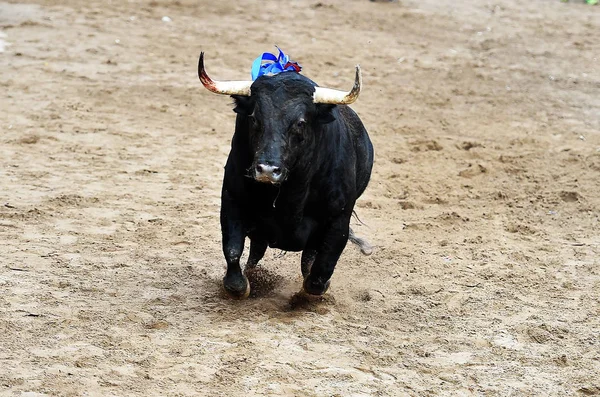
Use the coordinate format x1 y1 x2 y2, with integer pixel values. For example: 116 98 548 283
251 46 302 81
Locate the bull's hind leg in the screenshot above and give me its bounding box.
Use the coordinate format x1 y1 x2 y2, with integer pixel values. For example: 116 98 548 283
221 190 250 299
301 249 317 278
246 238 268 269
303 212 352 296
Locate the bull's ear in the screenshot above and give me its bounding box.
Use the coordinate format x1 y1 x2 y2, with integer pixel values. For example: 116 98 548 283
316 104 336 124
232 95 254 116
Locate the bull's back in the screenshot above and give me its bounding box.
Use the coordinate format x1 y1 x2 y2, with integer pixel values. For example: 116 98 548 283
339 106 374 198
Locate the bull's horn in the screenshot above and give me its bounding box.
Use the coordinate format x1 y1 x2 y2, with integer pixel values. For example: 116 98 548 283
198 52 252 96
313 65 362 105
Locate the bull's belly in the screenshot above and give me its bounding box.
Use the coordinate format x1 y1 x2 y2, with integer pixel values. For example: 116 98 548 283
250 216 318 252
268 236 306 252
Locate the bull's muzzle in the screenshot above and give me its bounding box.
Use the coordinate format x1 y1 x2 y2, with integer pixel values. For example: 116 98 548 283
254 163 285 184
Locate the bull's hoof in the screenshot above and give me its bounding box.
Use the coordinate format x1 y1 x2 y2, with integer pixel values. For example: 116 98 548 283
302 276 331 296
223 273 250 299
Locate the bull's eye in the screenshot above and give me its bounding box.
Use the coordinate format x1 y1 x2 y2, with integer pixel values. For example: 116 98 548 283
290 118 306 143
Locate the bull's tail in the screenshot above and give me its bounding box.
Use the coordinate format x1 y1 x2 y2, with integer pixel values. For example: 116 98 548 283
349 228 373 256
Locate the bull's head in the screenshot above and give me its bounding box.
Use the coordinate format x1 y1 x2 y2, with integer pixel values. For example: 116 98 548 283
198 52 361 184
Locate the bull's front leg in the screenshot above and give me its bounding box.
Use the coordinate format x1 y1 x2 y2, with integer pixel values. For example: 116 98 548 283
221 189 250 299
301 248 317 278
303 212 352 296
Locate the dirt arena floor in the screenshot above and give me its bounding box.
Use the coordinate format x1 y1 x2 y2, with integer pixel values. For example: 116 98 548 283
1 0 599 395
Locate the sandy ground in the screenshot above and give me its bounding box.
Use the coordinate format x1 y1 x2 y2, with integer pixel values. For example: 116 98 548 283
1 0 599 395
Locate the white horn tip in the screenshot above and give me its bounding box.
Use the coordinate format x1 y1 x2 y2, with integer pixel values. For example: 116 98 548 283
313 65 362 105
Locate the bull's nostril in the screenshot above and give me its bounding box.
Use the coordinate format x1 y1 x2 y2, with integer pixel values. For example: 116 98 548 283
255 163 283 181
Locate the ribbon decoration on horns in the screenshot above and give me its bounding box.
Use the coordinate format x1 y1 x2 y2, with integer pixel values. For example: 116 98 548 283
251 46 302 81
199 51 361 105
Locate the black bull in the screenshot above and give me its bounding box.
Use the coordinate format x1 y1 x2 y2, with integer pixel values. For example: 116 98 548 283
199 53 374 298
